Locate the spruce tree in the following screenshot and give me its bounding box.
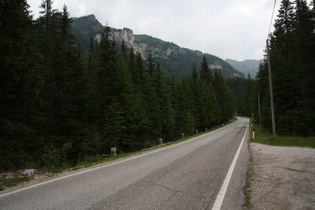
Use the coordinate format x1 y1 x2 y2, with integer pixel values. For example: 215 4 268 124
292 0 315 134
189 65 203 129
144 52 161 140
214 70 235 123
95 26 118 141
0 0 42 170
36 0 61 147
199 55 212 85
173 79 195 136
255 0 315 135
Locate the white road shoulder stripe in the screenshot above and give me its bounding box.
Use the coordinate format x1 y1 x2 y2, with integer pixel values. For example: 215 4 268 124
212 120 249 210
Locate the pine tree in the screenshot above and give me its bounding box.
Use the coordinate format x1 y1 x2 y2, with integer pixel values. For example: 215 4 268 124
105 42 143 152
203 80 221 126
95 26 118 141
127 48 149 148
291 0 315 134
157 67 176 141
144 52 176 142
255 0 315 136
269 0 298 134
0 0 42 170
214 70 235 123
144 52 161 140
189 66 202 129
54 5 86 165
199 55 212 85
173 79 195 136
36 0 61 145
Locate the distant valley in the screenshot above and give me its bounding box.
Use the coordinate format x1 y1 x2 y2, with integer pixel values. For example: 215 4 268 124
225 59 262 78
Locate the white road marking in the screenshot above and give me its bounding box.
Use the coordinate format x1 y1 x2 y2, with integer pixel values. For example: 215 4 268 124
212 120 249 210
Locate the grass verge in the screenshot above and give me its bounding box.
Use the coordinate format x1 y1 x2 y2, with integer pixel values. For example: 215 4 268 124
242 166 253 209
250 122 315 148
0 174 30 191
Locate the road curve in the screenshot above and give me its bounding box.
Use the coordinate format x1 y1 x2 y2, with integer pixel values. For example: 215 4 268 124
0 117 250 210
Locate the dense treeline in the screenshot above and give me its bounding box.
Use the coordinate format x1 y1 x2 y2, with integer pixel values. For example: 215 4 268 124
254 0 315 136
0 0 235 171
228 75 255 117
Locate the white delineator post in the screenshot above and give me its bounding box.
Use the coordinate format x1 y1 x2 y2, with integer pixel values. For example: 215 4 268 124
252 128 255 139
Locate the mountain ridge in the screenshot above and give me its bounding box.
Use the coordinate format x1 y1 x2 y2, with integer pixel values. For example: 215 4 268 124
71 14 245 79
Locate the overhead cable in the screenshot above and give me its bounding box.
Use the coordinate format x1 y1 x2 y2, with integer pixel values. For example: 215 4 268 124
268 0 277 37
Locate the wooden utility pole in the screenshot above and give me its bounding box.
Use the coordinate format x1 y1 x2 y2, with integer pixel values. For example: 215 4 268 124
266 39 276 138
258 91 261 126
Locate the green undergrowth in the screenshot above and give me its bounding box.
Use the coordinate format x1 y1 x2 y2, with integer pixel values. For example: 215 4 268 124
1 118 238 190
0 174 30 191
250 120 315 148
10 118 237 175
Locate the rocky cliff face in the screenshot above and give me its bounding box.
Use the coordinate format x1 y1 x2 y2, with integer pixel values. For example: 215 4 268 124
112 28 135 47
102 28 179 60
72 14 244 78
101 28 223 71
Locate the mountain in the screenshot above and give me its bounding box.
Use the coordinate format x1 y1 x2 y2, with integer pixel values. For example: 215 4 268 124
71 14 244 79
71 14 104 55
225 59 262 78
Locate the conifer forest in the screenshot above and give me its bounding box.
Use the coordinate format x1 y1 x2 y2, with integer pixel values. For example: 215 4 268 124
0 0 314 171
255 0 315 136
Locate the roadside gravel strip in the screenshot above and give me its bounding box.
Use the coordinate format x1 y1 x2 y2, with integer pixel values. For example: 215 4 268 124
248 143 315 209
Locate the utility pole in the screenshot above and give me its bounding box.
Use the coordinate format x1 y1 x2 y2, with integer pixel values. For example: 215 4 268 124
258 91 261 126
266 39 276 138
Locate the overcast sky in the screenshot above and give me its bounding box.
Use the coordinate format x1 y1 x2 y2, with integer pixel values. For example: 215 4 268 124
27 0 290 61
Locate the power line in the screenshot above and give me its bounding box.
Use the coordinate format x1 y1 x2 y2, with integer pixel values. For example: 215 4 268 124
268 0 277 36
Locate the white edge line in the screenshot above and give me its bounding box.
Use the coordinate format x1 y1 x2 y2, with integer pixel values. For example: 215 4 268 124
0 118 240 198
212 119 249 210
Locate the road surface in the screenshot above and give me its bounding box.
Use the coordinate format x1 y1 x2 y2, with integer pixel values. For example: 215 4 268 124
0 117 249 210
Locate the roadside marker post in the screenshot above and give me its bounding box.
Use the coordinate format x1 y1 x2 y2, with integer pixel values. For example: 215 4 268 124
252 128 255 139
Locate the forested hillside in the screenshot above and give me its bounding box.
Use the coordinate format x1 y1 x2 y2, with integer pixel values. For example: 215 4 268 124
0 0 235 171
71 15 244 79
254 0 315 136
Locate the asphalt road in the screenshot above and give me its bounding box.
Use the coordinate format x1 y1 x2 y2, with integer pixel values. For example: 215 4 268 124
0 117 249 210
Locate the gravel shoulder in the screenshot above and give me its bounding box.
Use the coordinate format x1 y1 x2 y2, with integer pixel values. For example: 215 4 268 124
248 143 315 210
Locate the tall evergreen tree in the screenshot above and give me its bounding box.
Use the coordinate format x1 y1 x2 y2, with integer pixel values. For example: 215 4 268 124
202 80 221 126
291 0 315 134
172 79 195 136
157 66 176 141
190 66 208 130
54 5 86 165
36 0 61 146
214 70 235 123
256 0 315 136
94 26 118 142
0 0 42 170
199 55 212 85
144 52 161 140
